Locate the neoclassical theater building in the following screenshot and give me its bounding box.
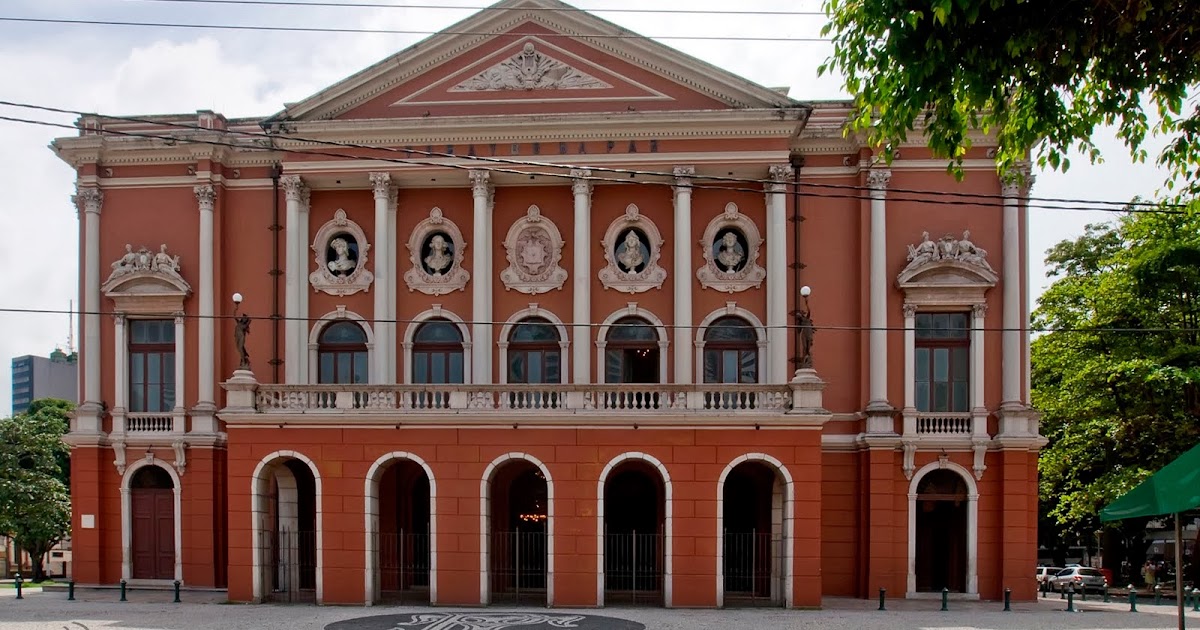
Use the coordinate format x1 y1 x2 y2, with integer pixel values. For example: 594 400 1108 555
55 0 1045 607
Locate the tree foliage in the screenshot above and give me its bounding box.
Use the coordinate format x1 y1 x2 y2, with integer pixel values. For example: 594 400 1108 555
0 398 73 581
819 0 1200 194
1033 207 1200 568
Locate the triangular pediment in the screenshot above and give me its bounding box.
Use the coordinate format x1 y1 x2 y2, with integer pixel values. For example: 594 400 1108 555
270 0 798 123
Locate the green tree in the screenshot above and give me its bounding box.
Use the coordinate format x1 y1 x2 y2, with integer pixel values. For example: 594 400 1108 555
819 0 1200 195
0 398 73 582
1033 207 1200 582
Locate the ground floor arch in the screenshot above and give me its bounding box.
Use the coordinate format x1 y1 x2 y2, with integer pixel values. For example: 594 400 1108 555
716 454 793 607
480 453 554 606
251 450 322 603
907 459 978 597
365 452 436 605
597 452 672 607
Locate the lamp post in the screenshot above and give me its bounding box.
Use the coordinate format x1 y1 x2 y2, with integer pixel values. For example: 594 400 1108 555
232 293 251 371
798 285 814 369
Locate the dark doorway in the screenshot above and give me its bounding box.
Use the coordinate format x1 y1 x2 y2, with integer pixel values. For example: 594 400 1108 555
376 460 431 604
603 461 665 606
130 465 174 580
914 470 968 592
489 461 549 605
722 461 784 606
258 458 319 603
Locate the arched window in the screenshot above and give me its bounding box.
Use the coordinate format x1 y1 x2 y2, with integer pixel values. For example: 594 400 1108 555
507 317 561 384
318 321 368 384
412 318 465 384
604 316 659 384
702 316 758 384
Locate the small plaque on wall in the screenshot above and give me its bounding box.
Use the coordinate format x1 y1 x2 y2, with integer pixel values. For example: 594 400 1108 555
81 514 95 529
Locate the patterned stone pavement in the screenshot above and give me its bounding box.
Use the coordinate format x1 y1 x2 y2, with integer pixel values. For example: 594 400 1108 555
1 588 1198 630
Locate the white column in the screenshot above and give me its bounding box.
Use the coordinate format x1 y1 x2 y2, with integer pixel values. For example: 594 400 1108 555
766 164 792 384
77 187 104 432
281 175 305 383
902 304 915 410
672 166 695 384
298 186 311 383
369 173 391 385
971 304 987 410
866 169 892 411
173 313 186 433
113 314 127 412
191 185 217 433
470 170 494 384
386 185 398 383
571 170 592 385
1000 165 1032 408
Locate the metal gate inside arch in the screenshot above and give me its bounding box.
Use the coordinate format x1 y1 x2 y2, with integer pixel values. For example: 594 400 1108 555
489 461 550 604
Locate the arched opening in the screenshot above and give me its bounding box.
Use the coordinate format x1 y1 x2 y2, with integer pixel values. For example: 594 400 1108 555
721 461 785 607
702 316 760 409
506 317 563 409
915 469 969 592
130 465 175 580
254 457 319 603
603 461 666 606
487 460 549 605
317 321 368 384
410 318 465 408
604 316 659 384
373 459 431 604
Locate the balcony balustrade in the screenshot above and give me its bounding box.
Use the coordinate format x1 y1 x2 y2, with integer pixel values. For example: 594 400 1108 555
914 412 973 435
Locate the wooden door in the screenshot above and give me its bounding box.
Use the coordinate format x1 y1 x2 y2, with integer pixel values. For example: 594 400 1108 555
132 487 174 579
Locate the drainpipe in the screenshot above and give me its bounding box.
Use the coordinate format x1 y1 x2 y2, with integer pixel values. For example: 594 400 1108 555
269 161 283 383
789 155 805 372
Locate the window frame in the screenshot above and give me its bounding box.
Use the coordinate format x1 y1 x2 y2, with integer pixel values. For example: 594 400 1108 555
701 316 760 384
913 312 971 413
128 319 176 413
506 317 563 385
411 318 466 385
317 320 369 385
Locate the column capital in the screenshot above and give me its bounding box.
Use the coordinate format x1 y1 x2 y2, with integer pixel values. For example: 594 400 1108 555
972 302 988 318
866 168 892 191
672 165 695 189
75 186 104 215
368 172 391 200
570 169 592 197
281 174 308 201
113 312 126 325
1001 161 1035 197
469 169 492 197
174 312 186 325
902 303 918 318
767 164 793 193
194 184 216 212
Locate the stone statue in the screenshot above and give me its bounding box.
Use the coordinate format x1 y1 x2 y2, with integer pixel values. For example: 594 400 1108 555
424 235 453 274
616 231 645 273
906 231 938 267
110 244 139 277
326 237 357 275
152 244 182 279
955 230 992 269
798 294 814 369
234 313 251 370
716 231 745 271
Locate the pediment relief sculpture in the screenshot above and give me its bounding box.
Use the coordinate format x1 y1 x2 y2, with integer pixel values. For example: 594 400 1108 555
405 207 471 295
598 204 667 294
501 205 568 294
696 202 766 293
450 42 613 92
103 244 191 296
897 230 998 288
310 209 374 296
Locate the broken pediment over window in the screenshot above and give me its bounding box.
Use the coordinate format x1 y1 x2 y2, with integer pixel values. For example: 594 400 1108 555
450 42 613 92
102 244 191 313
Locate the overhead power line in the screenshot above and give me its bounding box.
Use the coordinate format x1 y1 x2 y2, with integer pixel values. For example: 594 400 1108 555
0 16 831 42
0 306 1193 335
119 0 830 17
1 100 1180 214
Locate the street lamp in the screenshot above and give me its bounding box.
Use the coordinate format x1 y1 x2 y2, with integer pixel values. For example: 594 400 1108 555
799 285 814 368
232 292 250 371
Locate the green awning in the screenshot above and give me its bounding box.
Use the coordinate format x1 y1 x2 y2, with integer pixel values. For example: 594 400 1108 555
1100 441 1200 522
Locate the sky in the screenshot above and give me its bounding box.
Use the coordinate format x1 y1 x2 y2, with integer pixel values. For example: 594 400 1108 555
0 0 1173 417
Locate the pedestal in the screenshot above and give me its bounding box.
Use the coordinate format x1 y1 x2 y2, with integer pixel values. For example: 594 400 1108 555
221 370 259 412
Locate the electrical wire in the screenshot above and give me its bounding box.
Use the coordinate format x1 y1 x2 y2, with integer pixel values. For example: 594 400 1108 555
118 0 829 17
0 305 1192 334
0 16 830 42
1 100 1183 214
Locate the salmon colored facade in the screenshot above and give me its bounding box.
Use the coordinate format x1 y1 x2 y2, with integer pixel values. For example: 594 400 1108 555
55 0 1046 608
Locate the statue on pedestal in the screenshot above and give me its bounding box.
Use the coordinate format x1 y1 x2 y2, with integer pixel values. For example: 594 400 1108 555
234 313 251 370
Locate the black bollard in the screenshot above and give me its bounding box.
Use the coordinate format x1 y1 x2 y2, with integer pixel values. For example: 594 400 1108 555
119 579 127 602
941 587 949 612
1066 585 1075 612
68 580 75 601
878 587 886 611
1128 584 1137 612
1154 584 1162 606
14 573 22 600
1080 583 1087 601
1040 580 1047 598
1060 582 1066 599
1193 586 1200 612
1003 587 1011 611
173 580 181 603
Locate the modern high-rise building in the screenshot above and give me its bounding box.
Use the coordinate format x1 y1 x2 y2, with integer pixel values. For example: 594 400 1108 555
11 349 78 415
54 0 1046 607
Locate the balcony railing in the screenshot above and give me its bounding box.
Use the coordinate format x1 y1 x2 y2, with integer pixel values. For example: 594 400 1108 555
124 412 176 433
253 383 793 414
915 412 973 435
